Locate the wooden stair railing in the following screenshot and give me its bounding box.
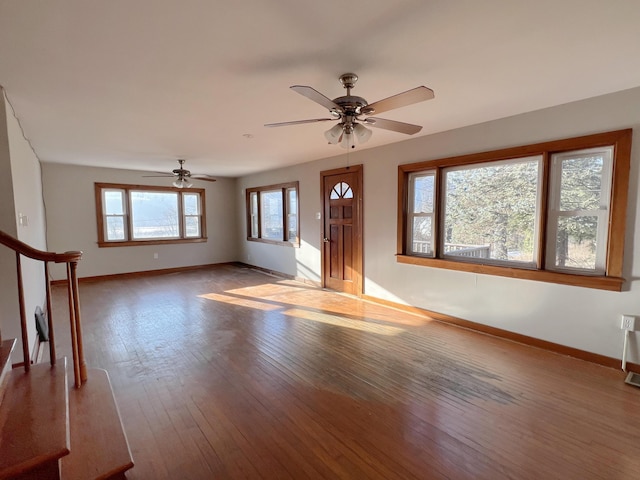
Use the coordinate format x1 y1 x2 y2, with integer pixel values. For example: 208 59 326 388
0 230 134 479
0 230 85 387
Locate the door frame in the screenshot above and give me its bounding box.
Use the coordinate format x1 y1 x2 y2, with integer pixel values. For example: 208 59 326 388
320 164 363 296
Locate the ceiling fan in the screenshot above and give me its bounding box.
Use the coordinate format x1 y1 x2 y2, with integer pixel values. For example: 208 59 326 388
143 159 217 188
265 73 434 149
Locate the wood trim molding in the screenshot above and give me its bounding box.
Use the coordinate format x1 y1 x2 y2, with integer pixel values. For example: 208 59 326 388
50 262 237 285
238 262 322 288
361 294 639 374
396 254 624 291
97 237 207 248
396 128 632 291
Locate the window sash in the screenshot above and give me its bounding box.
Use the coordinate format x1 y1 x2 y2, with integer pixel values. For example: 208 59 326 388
407 171 436 256
286 187 298 243
249 192 259 238
546 146 613 274
130 190 181 240
183 192 202 238
102 189 127 241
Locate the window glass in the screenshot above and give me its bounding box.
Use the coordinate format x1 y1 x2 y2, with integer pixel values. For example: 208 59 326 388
184 216 200 237
443 157 541 265
287 188 298 243
106 217 125 241
249 192 259 238
104 190 125 214
330 182 353 199
183 193 199 215
555 216 598 270
130 191 180 239
260 190 284 240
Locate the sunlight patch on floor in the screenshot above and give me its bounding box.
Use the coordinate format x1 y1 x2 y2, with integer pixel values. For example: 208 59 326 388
198 292 282 311
281 308 405 336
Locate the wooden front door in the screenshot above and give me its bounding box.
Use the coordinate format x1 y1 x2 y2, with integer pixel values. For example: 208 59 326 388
321 165 363 295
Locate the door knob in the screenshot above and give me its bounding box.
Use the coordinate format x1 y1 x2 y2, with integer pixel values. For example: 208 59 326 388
323 238 330 243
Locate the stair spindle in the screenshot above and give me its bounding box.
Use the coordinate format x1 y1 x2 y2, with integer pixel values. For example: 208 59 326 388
15 252 30 372
44 262 57 366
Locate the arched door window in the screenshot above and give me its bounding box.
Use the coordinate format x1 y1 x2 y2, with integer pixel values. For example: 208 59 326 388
330 182 353 200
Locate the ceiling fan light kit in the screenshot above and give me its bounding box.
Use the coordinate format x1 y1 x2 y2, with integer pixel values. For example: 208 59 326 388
265 73 434 148
353 122 372 143
142 159 217 188
173 177 193 189
324 123 343 144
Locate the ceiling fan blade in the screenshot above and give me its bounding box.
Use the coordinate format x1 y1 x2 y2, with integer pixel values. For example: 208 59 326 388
365 86 434 115
191 175 217 183
365 117 423 135
265 118 335 127
142 174 174 178
290 86 343 112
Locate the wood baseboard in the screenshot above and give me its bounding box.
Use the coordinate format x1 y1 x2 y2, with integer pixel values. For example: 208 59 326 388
238 262 322 288
361 294 639 374
50 262 238 286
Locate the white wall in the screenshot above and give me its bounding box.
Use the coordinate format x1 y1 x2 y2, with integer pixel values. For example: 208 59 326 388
0 90 48 362
238 86 640 364
42 163 239 280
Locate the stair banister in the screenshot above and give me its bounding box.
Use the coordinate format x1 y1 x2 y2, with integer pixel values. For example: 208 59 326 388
0 230 84 386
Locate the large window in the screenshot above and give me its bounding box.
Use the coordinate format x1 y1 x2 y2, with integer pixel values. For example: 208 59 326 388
95 183 206 246
398 130 632 290
246 182 299 245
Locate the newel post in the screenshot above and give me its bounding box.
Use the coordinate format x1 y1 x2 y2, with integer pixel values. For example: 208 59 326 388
66 263 81 386
68 260 87 384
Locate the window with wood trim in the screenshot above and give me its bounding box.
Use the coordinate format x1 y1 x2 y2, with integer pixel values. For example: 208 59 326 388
246 182 299 245
95 183 206 247
397 129 632 291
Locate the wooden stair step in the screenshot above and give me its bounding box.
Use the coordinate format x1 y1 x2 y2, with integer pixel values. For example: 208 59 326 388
0 339 16 404
61 368 134 480
0 358 69 480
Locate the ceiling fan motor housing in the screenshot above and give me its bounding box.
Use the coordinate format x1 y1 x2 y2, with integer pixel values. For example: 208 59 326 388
333 95 369 116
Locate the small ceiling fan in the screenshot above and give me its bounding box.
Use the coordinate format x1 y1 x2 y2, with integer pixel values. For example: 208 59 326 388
265 73 434 149
143 159 217 188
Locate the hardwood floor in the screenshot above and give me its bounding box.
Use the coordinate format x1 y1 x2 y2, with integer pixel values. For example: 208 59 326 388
50 264 640 479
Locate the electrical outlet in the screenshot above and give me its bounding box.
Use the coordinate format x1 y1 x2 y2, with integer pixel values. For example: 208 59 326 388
153 252 159 259
621 315 636 331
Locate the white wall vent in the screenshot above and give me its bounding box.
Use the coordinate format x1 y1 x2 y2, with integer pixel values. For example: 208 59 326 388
625 372 640 388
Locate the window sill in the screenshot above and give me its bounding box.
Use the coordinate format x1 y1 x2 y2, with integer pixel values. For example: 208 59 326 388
247 238 299 248
98 237 207 248
396 255 624 291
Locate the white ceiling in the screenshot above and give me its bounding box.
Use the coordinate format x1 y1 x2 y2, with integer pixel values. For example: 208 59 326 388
1 0 640 178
